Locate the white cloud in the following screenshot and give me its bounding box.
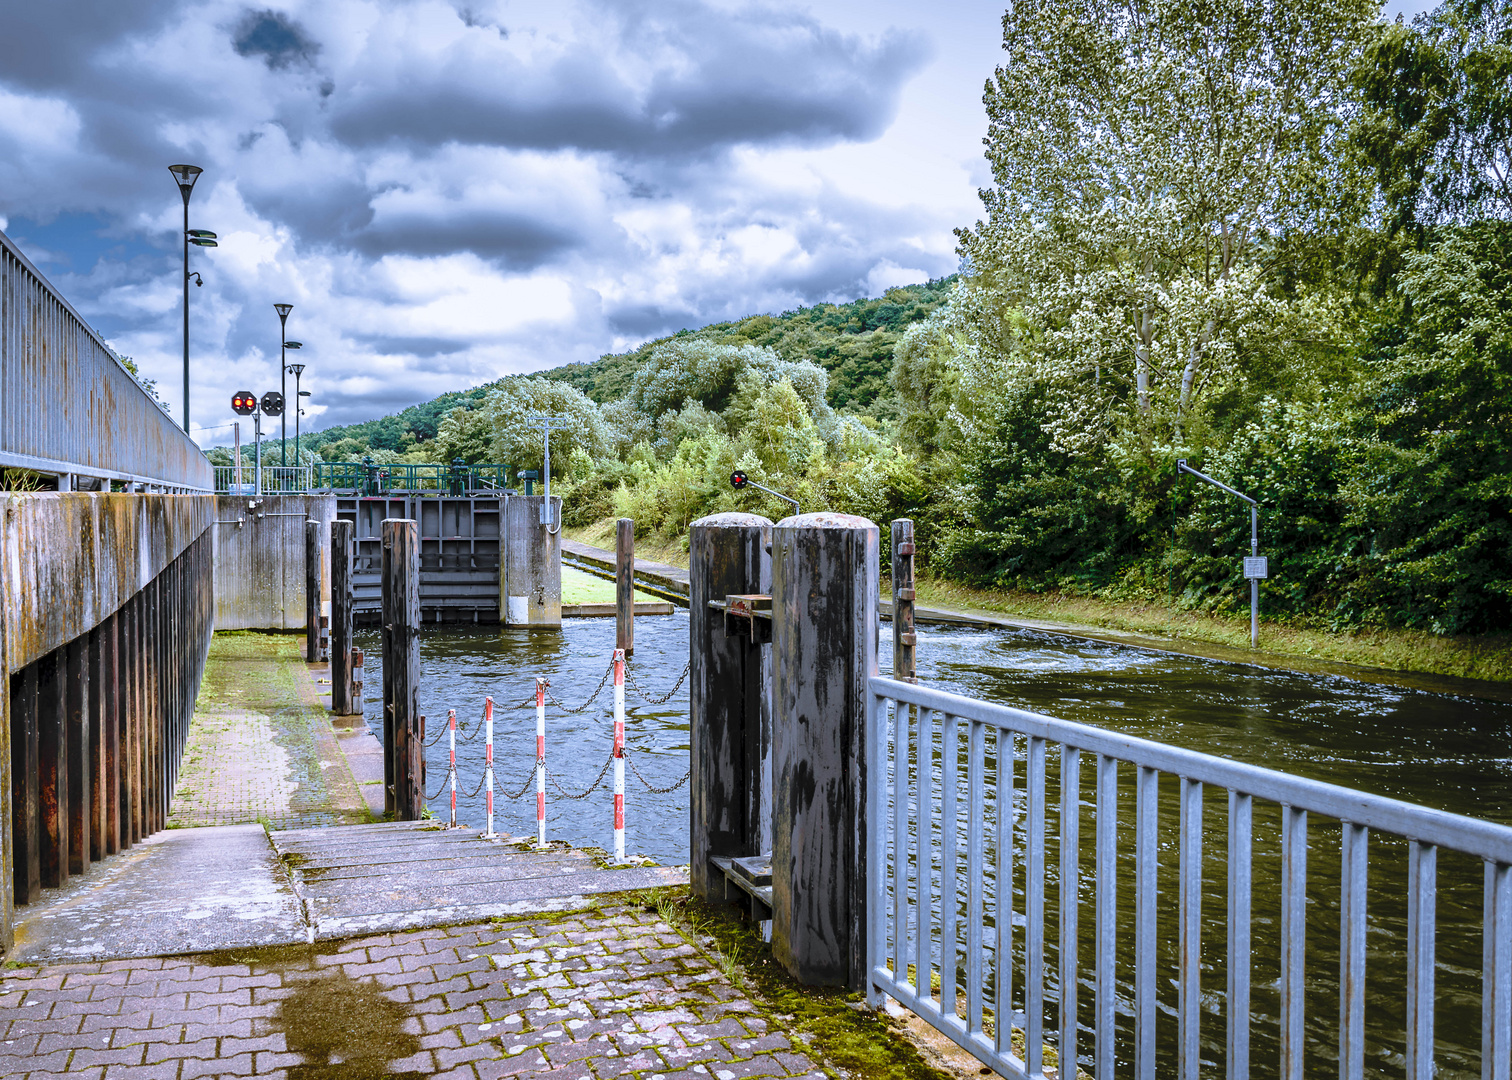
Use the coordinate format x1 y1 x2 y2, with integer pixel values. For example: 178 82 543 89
0 0 997 444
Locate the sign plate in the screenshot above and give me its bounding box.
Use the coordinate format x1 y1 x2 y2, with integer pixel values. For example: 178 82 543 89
1244 556 1269 579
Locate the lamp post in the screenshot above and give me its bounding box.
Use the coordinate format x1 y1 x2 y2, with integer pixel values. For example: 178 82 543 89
169 164 216 433
274 304 293 464
1176 459 1265 648
288 362 306 466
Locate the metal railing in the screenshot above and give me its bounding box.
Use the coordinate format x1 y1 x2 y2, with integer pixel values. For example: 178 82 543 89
866 674 1512 1080
0 227 212 492
312 461 513 494
212 465 311 494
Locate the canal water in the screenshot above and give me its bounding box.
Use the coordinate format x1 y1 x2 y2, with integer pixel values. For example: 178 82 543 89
358 614 1512 1079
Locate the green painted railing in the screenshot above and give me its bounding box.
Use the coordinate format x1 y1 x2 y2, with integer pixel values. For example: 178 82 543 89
312 461 514 495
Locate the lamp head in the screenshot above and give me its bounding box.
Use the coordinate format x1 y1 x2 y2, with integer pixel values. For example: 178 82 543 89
283 341 302 349
287 363 305 376
168 164 202 205
274 303 293 324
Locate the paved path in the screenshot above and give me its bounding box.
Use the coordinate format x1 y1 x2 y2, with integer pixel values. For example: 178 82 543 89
0 903 827 1080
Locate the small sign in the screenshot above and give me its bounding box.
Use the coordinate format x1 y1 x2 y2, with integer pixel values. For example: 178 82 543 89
1244 556 1269 579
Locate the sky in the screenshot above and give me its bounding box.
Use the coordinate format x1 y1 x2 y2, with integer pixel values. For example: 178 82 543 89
0 0 1435 446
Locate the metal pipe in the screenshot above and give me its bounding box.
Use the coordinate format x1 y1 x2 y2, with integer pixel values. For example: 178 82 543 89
1177 459 1261 648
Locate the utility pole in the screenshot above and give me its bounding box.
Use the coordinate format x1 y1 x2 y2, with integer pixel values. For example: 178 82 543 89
526 415 569 529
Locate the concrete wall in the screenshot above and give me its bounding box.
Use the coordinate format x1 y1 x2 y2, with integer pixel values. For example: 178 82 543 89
1 493 215 675
1 492 216 955
213 494 335 631
500 495 561 627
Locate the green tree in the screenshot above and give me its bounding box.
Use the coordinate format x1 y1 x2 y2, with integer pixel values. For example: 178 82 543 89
474 377 611 475
959 0 1375 457
1355 0 1512 234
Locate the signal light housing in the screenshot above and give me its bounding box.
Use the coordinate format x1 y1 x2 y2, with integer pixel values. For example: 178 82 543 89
260 391 284 417
231 391 257 416
731 470 748 489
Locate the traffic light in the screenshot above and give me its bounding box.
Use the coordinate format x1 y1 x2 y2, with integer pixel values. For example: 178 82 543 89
231 391 257 415
731 470 748 489
260 391 284 416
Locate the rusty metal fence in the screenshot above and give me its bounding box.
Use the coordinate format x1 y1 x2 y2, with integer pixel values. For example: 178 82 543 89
0 227 212 492
866 674 1512 1080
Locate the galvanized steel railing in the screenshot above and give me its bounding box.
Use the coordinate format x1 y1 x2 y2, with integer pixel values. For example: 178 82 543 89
212 465 311 494
312 461 513 494
0 227 212 492
865 674 1512 1080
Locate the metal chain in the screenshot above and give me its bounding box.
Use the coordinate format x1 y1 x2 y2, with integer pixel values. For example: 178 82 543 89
624 750 692 794
545 658 616 714
624 660 691 706
463 763 490 798
502 763 540 800
548 749 616 800
422 717 449 748
424 764 453 801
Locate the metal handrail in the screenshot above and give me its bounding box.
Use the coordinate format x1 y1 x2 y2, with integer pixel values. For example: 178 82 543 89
0 227 213 492
310 461 513 493
866 674 1512 1080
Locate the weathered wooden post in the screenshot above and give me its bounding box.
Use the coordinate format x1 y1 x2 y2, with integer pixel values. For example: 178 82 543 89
891 519 917 682
689 513 773 904
12 664 41 904
616 517 635 656
382 518 422 819
38 649 68 889
771 512 879 989
305 519 321 662
66 636 90 876
331 519 355 714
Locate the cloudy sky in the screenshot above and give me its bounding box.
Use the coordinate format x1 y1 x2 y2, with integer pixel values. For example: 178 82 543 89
0 0 1432 446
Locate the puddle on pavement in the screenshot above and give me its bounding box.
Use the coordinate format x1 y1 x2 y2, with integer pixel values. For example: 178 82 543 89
199 943 428 1080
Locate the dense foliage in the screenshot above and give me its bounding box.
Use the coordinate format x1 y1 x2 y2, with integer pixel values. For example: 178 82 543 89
236 0 1512 638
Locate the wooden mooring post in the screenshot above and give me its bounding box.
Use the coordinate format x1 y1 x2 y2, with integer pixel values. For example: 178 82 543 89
892 519 917 682
330 519 356 715
616 517 635 656
771 512 879 989
689 513 773 905
305 520 321 663
382 518 422 819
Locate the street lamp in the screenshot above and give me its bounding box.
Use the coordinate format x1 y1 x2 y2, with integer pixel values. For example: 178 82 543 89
169 164 216 433
288 362 306 465
274 304 293 465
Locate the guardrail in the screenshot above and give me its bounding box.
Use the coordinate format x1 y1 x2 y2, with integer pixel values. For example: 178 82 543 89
312 461 513 494
866 674 1512 1080
213 465 311 494
0 227 212 492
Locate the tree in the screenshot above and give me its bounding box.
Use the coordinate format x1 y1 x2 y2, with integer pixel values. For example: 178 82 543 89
474 377 611 475
1355 0 1512 234
959 0 1375 457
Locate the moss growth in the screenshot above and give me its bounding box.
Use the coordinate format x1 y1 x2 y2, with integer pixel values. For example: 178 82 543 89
649 889 954 1080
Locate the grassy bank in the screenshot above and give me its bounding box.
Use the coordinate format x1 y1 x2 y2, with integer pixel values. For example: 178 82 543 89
566 523 1512 685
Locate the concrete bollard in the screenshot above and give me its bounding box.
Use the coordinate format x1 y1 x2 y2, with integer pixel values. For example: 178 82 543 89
381 518 422 819
616 517 634 655
770 512 879 989
501 495 562 627
689 512 773 904
330 520 355 714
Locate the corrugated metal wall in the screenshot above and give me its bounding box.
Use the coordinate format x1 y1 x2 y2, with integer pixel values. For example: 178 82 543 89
0 228 212 491
213 494 336 630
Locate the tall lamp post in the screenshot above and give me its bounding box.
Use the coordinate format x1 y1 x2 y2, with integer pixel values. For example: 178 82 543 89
169 164 216 433
274 304 293 464
288 362 306 466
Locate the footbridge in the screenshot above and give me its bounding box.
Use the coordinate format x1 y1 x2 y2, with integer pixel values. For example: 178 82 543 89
1 227 215 954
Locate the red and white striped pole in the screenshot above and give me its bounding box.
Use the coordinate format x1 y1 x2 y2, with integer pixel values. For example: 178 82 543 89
535 677 547 847
613 648 625 862
484 696 495 838
447 708 457 828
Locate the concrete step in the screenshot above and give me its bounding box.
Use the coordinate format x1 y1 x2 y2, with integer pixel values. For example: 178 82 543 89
269 823 688 940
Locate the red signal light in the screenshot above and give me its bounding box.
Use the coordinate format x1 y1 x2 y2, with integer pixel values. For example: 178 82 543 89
231 391 256 416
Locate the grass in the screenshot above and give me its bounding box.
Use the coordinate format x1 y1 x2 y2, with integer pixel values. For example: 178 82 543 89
566 521 1511 685
560 566 659 606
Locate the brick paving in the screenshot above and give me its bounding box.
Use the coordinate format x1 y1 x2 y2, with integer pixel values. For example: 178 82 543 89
0 904 829 1080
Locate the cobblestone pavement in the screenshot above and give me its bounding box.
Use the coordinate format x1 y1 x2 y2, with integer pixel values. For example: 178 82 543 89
0 904 826 1080
171 634 369 830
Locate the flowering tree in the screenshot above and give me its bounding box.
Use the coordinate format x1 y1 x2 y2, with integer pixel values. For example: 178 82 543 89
958 0 1374 456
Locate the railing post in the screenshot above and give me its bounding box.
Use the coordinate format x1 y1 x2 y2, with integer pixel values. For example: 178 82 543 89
305 519 321 663
771 512 879 989
616 517 635 656
330 519 355 715
382 518 421 819
689 512 773 904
